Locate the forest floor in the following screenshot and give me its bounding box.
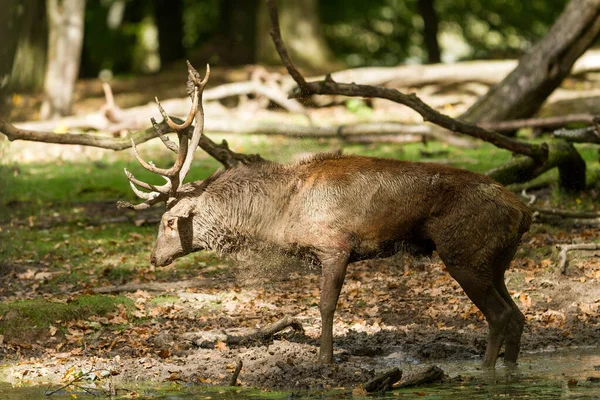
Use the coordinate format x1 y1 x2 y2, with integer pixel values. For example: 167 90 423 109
1 67 600 396
1 134 599 396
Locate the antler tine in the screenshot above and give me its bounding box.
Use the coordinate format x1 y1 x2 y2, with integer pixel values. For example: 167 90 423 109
151 117 178 154
178 63 210 185
117 193 167 211
128 181 154 200
130 138 172 177
155 86 198 132
124 168 171 194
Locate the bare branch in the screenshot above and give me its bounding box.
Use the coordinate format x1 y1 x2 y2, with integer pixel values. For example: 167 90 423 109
266 0 307 89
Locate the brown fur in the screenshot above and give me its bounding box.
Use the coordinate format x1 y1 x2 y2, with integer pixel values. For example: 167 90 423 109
149 153 531 367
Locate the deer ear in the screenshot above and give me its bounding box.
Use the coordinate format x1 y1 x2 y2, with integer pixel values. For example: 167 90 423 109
168 200 193 219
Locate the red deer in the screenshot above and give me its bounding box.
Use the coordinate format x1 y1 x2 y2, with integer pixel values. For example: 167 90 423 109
118 63 532 367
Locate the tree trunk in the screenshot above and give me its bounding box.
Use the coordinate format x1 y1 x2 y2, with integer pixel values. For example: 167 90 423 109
417 0 441 64
218 0 258 65
0 0 26 118
40 0 86 119
153 0 185 68
10 0 48 92
256 0 338 71
462 0 600 123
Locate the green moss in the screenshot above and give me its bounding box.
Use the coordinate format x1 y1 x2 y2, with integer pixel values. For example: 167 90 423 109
0 295 134 338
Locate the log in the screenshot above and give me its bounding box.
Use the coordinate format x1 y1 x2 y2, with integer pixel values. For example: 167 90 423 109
393 366 445 389
462 0 600 123
282 50 600 92
363 368 402 393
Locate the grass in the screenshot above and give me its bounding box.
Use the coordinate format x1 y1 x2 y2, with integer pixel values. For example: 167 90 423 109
0 295 134 337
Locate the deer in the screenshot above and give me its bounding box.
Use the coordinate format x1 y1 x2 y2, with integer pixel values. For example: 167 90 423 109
118 62 532 368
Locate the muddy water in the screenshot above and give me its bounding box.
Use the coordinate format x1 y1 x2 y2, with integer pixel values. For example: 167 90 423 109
2 348 599 399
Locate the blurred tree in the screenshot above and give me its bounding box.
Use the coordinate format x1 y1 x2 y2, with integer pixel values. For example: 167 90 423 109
217 0 258 64
257 0 338 71
0 0 26 117
321 0 569 66
10 1 48 92
41 0 86 119
154 0 185 67
417 0 440 63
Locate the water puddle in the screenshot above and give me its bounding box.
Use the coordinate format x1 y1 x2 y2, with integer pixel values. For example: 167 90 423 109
2 347 599 399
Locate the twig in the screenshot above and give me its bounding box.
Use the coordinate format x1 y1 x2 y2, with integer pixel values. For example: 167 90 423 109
229 360 243 386
265 0 548 163
556 243 600 274
521 189 537 206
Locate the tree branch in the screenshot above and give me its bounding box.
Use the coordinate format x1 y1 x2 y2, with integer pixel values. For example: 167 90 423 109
265 0 548 163
0 118 262 168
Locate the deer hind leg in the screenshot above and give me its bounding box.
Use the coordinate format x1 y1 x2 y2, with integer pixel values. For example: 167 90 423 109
492 243 525 365
448 268 513 368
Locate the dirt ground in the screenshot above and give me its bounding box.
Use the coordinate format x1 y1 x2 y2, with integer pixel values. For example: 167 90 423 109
1 209 599 391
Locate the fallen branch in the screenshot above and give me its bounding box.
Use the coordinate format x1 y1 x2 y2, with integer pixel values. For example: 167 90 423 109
481 114 596 132
553 125 600 144
266 0 548 163
533 207 600 219
393 366 445 389
226 315 305 346
363 368 402 393
556 243 600 274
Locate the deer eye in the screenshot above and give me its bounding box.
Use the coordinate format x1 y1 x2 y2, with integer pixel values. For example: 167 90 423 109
167 218 176 228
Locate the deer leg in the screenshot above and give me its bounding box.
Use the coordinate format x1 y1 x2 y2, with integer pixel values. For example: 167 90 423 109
495 277 525 365
450 270 513 368
318 250 349 364
492 243 525 365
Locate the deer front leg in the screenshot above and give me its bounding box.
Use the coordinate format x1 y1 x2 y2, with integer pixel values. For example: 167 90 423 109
318 250 350 364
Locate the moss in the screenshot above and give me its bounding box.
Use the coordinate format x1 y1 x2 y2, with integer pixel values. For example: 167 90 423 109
0 295 134 339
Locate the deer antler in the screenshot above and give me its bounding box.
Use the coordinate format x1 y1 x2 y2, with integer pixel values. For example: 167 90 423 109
118 62 210 210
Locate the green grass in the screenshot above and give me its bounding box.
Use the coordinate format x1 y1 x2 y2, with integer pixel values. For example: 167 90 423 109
0 295 134 337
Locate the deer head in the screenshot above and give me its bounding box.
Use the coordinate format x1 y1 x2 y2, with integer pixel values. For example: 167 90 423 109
117 62 210 265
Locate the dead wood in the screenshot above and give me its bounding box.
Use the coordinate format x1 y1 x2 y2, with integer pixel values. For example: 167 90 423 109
226 315 305 346
556 243 600 273
282 50 600 93
533 207 600 219
481 114 597 133
554 125 600 144
393 365 445 389
266 0 547 163
363 368 402 393
229 360 243 386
